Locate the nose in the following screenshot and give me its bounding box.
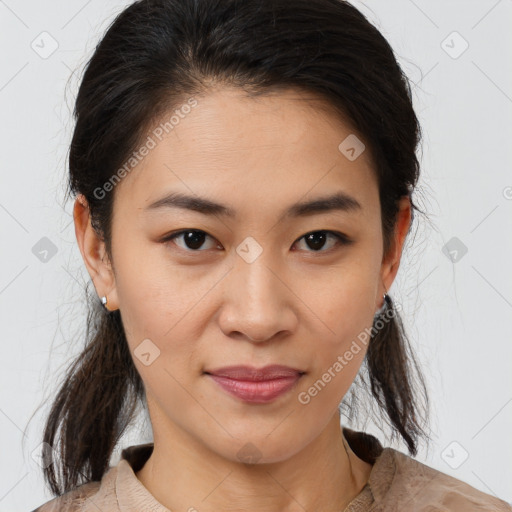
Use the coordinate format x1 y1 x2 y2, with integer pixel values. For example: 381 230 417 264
217 253 297 343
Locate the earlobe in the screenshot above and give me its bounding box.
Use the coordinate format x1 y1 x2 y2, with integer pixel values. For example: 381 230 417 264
379 196 412 298
73 194 119 310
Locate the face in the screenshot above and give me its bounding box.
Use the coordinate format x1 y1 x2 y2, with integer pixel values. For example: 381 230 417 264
76 86 410 464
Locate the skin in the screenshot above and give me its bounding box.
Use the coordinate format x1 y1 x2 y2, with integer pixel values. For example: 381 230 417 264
74 86 411 512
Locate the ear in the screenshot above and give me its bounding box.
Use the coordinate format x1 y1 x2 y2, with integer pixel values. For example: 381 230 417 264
378 196 411 303
73 194 119 311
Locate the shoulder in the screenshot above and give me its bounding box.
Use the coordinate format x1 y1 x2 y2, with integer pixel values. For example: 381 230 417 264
374 447 512 511
30 465 119 512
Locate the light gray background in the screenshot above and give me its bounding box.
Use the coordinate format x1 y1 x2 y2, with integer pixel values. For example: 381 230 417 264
1 0 511 510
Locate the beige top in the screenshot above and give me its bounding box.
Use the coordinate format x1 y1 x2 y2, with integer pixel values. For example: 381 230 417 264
31 427 511 511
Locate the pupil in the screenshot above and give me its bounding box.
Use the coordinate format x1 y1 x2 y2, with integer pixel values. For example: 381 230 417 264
185 231 205 250
181 231 328 251
306 232 326 251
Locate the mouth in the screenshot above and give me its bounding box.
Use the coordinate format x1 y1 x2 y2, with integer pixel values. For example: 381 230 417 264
203 365 306 404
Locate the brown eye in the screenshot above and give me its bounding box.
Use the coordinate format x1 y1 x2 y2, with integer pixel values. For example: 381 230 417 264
162 230 220 251
293 231 351 253
161 229 351 254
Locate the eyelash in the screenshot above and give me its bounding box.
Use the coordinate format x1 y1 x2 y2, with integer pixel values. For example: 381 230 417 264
160 229 352 255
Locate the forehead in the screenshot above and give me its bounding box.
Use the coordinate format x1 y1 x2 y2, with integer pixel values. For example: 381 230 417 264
113 86 379 221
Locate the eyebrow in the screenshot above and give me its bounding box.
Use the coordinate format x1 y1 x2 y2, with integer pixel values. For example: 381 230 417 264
144 190 362 221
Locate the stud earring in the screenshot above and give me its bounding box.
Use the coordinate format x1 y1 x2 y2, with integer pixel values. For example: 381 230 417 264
374 284 390 318
101 295 108 309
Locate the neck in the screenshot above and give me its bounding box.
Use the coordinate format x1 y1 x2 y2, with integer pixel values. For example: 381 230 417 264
136 413 373 512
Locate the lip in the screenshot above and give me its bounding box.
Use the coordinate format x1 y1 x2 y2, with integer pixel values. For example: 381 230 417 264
204 364 305 380
204 365 305 404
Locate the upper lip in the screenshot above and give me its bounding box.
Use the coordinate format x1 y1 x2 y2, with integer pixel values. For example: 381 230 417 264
204 364 305 381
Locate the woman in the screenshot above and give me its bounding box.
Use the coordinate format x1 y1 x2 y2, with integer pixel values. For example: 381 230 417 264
31 0 511 510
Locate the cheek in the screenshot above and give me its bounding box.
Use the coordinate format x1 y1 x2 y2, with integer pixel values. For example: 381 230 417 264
112 251 208 377
304 272 377 394
112 235 185 330
299 315 372 413
311 266 377 339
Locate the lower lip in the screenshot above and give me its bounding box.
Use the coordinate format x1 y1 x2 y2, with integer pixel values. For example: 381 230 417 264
206 373 303 403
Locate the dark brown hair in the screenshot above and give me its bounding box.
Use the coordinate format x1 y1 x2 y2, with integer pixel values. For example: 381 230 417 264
33 0 430 497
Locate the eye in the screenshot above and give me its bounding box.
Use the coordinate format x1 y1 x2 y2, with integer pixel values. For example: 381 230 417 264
162 229 221 251
161 229 351 254
293 230 351 253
